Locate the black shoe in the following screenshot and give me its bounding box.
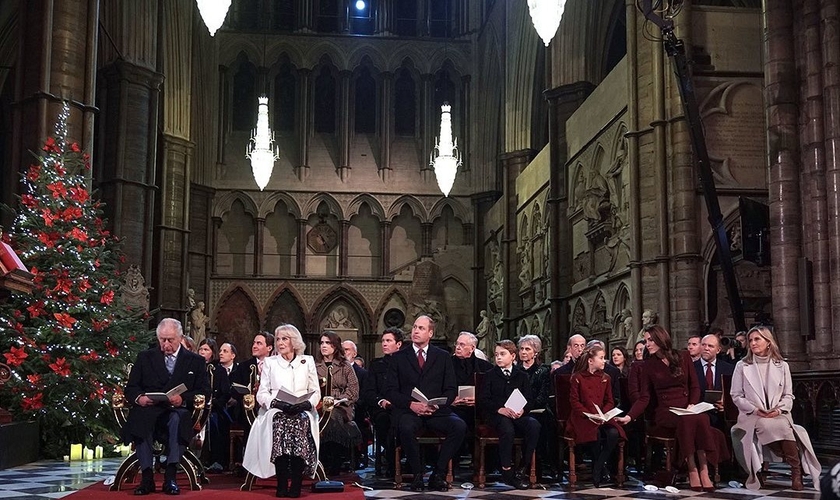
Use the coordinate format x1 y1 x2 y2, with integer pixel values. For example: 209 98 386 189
134 482 155 496
428 472 450 492
501 469 529 490
162 480 180 495
409 477 425 491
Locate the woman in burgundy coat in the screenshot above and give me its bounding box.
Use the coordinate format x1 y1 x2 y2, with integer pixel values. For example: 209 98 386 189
615 325 728 491
567 345 626 487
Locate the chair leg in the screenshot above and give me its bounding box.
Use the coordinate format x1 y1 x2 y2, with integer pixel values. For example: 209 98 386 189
394 446 402 489
568 441 577 489
529 450 537 487
665 442 672 472
446 458 453 484
616 441 626 487
478 441 487 488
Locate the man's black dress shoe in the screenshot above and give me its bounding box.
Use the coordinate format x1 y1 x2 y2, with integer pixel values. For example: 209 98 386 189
133 482 155 496
427 473 450 492
162 479 180 495
409 477 424 491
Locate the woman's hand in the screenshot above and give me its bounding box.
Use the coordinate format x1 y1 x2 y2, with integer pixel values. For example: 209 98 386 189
614 415 631 425
757 408 781 418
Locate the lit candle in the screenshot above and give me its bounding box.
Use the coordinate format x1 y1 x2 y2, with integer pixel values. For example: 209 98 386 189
85 448 94 460
70 444 82 461
94 446 103 459
63 455 70 461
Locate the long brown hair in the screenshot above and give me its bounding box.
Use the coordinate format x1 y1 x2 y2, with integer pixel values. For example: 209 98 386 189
645 324 682 377
742 326 784 364
317 330 347 365
573 345 605 374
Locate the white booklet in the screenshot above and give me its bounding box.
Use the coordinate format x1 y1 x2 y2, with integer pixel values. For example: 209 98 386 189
504 388 527 413
411 388 448 406
145 383 187 403
669 401 715 415
583 404 623 423
458 386 475 399
274 386 316 405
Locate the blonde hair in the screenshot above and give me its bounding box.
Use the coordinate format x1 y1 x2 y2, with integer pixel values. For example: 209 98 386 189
274 324 307 356
742 325 784 364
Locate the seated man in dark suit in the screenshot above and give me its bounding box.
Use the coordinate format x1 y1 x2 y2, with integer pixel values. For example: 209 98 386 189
121 318 210 496
343 339 370 469
386 315 466 492
362 327 403 477
693 333 734 429
451 331 493 457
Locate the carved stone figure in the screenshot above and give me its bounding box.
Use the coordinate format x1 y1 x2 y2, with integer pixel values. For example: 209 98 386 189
475 309 495 355
581 167 612 223
518 245 532 288
190 301 210 344
325 305 355 330
119 265 150 313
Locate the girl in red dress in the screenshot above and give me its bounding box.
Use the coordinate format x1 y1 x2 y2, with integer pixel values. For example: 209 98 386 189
615 325 728 491
568 345 626 487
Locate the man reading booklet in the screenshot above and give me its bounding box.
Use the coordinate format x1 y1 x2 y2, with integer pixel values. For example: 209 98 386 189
412 387 448 406
144 383 188 404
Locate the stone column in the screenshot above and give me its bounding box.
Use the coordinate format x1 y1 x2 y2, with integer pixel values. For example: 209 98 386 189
296 219 307 276
379 71 393 180
211 217 222 275
499 149 536 337
380 220 391 278
339 220 350 277
421 222 433 258
338 71 351 180
765 0 804 362
255 217 265 276
12 0 100 183
544 82 594 355
297 0 314 31
421 73 435 182
375 0 393 35
296 68 311 180
217 65 229 164
625 0 643 334
472 191 499 325
460 75 471 171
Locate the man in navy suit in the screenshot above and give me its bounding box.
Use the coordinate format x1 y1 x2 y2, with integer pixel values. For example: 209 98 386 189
386 315 466 492
121 318 210 496
693 333 734 429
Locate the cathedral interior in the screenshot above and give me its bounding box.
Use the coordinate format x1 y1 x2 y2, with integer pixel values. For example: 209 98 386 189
1 0 839 458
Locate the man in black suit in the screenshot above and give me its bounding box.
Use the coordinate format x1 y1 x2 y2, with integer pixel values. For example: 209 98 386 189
386 315 466 492
228 332 274 421
693 333 734 429
451 331 492 460
121 318 210 496
362 327 403 476
343 339 370 469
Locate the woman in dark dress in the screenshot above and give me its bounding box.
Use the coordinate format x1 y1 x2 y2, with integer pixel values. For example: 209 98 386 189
568 345 626 487
615 325 728 491
197 338 231 471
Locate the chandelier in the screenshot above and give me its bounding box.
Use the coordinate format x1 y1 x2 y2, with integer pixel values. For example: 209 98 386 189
527 0 567 46
246 96 280 191
429 103 462 197
196 0 231 37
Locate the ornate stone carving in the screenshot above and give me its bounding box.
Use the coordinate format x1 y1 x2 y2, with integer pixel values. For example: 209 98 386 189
119 265 150 313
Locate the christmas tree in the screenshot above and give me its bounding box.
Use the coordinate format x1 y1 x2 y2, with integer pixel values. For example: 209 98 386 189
0 102 152 458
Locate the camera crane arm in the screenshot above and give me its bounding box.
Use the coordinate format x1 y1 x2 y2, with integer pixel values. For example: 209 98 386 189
637 0 747 333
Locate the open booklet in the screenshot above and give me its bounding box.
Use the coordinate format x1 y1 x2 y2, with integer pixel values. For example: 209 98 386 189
144 383 187 404
669 401 715 415
583 404 623 423
703 390 723 404
274 387 317 405
230 382 251 395
458 386 475 399
412 388 448 406
504 388 527 413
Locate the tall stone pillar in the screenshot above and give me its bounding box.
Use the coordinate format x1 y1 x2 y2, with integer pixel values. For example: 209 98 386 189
499 149 535 337
379 71 393 180
421 74 435 182
765 0 804 363
375 0 393 35
254 217 265 276
296 219 307 276
296 68 311 180
211 217 222 275
380 220 391 278
421 222 433 258
12 0 99 182
472 191 499 323
544 82 594 355
339 220 349 277
338 71 351 180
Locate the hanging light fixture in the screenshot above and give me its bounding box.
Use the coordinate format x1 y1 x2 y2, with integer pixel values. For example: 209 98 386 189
246 96 280 191
429 103 461 197
527 0 567 46
196 0 232 37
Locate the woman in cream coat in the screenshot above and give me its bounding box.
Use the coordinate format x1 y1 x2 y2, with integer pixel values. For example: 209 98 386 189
730 326 820 491
243 324 320 498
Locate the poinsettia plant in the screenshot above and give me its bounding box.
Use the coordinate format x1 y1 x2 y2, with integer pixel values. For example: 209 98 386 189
0 104 152 458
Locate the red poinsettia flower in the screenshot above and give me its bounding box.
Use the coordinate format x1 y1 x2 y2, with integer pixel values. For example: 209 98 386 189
41 209 55 227
92 318 109 332
49 357 71 377
20 194 37 207
62 206 83 221
26 374 41 385
80 350 100 362
69 227 87 242
105 340 119 356
68 187 89 204
3 346 28 367
27 165 40 182
26 301 45 318
100 290 115 305
21 393 44 411
55 163 65 176
71 142 81 152
78 279 91 293
43 137 59 152
53 312 77 329
52 277 72 295
47 181 68 199
14 322 24 334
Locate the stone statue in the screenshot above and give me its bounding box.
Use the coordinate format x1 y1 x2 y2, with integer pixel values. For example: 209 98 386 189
581 167 611 223
325 305 355 330
518 245 532 288
187 288 196 310
475 309 494 355
119 265 150 313
190 301 210 345
626 308 658 350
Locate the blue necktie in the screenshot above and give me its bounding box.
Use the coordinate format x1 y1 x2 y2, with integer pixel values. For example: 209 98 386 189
165 355 176 374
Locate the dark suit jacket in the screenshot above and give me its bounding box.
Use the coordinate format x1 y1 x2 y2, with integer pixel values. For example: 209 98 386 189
385 344 457 417
478 365 534 418
452 353 493 386
693 358 735 394
121 346 210 445
362 355 391 410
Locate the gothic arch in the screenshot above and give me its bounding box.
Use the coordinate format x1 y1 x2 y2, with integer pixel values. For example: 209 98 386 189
302 41 350 70
427 48 469 78
301 192 344 220
220 44 262 69
347 194 386 220
308 284 374 334
373 286 409 325
612 283 631 317
570 162 586 208
212 285 263 358
259 191 302 219
267 40 305 69
429 196 469 223
213 190 258 219
346 45 387 73
386 195 428 222
263 284 308 333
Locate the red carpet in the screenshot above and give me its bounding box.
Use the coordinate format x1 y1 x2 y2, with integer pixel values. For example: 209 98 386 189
66 472 366 499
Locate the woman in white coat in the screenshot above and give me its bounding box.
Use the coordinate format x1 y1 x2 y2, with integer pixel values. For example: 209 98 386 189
243 324 320 498
730 326 820 491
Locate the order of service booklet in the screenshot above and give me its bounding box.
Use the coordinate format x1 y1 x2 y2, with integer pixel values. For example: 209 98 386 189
144 383 187 404
583 404 623 423
273 387 316 405
669 401 715 415
411 388 448 406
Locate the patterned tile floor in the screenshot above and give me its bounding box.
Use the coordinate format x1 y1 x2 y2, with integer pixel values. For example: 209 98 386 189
0 457 822 500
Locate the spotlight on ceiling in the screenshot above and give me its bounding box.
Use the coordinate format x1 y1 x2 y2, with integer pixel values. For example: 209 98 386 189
355 0 366 10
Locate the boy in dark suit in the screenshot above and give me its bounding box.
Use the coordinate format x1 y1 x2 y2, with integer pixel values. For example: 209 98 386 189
385 315 466 491
121 318 210 496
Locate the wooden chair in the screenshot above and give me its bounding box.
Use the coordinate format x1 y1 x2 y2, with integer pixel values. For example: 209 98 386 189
110 363 211 492
556 373 625 489
394 430 454 488
472 372 537 488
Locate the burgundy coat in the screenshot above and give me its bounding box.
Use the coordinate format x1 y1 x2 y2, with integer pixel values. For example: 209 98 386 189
567 369 626 444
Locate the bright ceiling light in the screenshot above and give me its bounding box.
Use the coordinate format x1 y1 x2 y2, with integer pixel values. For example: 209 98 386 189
196 0 232 37
527 0 567 46
429 103 462 197
356 0 366 10
246 97 280 191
